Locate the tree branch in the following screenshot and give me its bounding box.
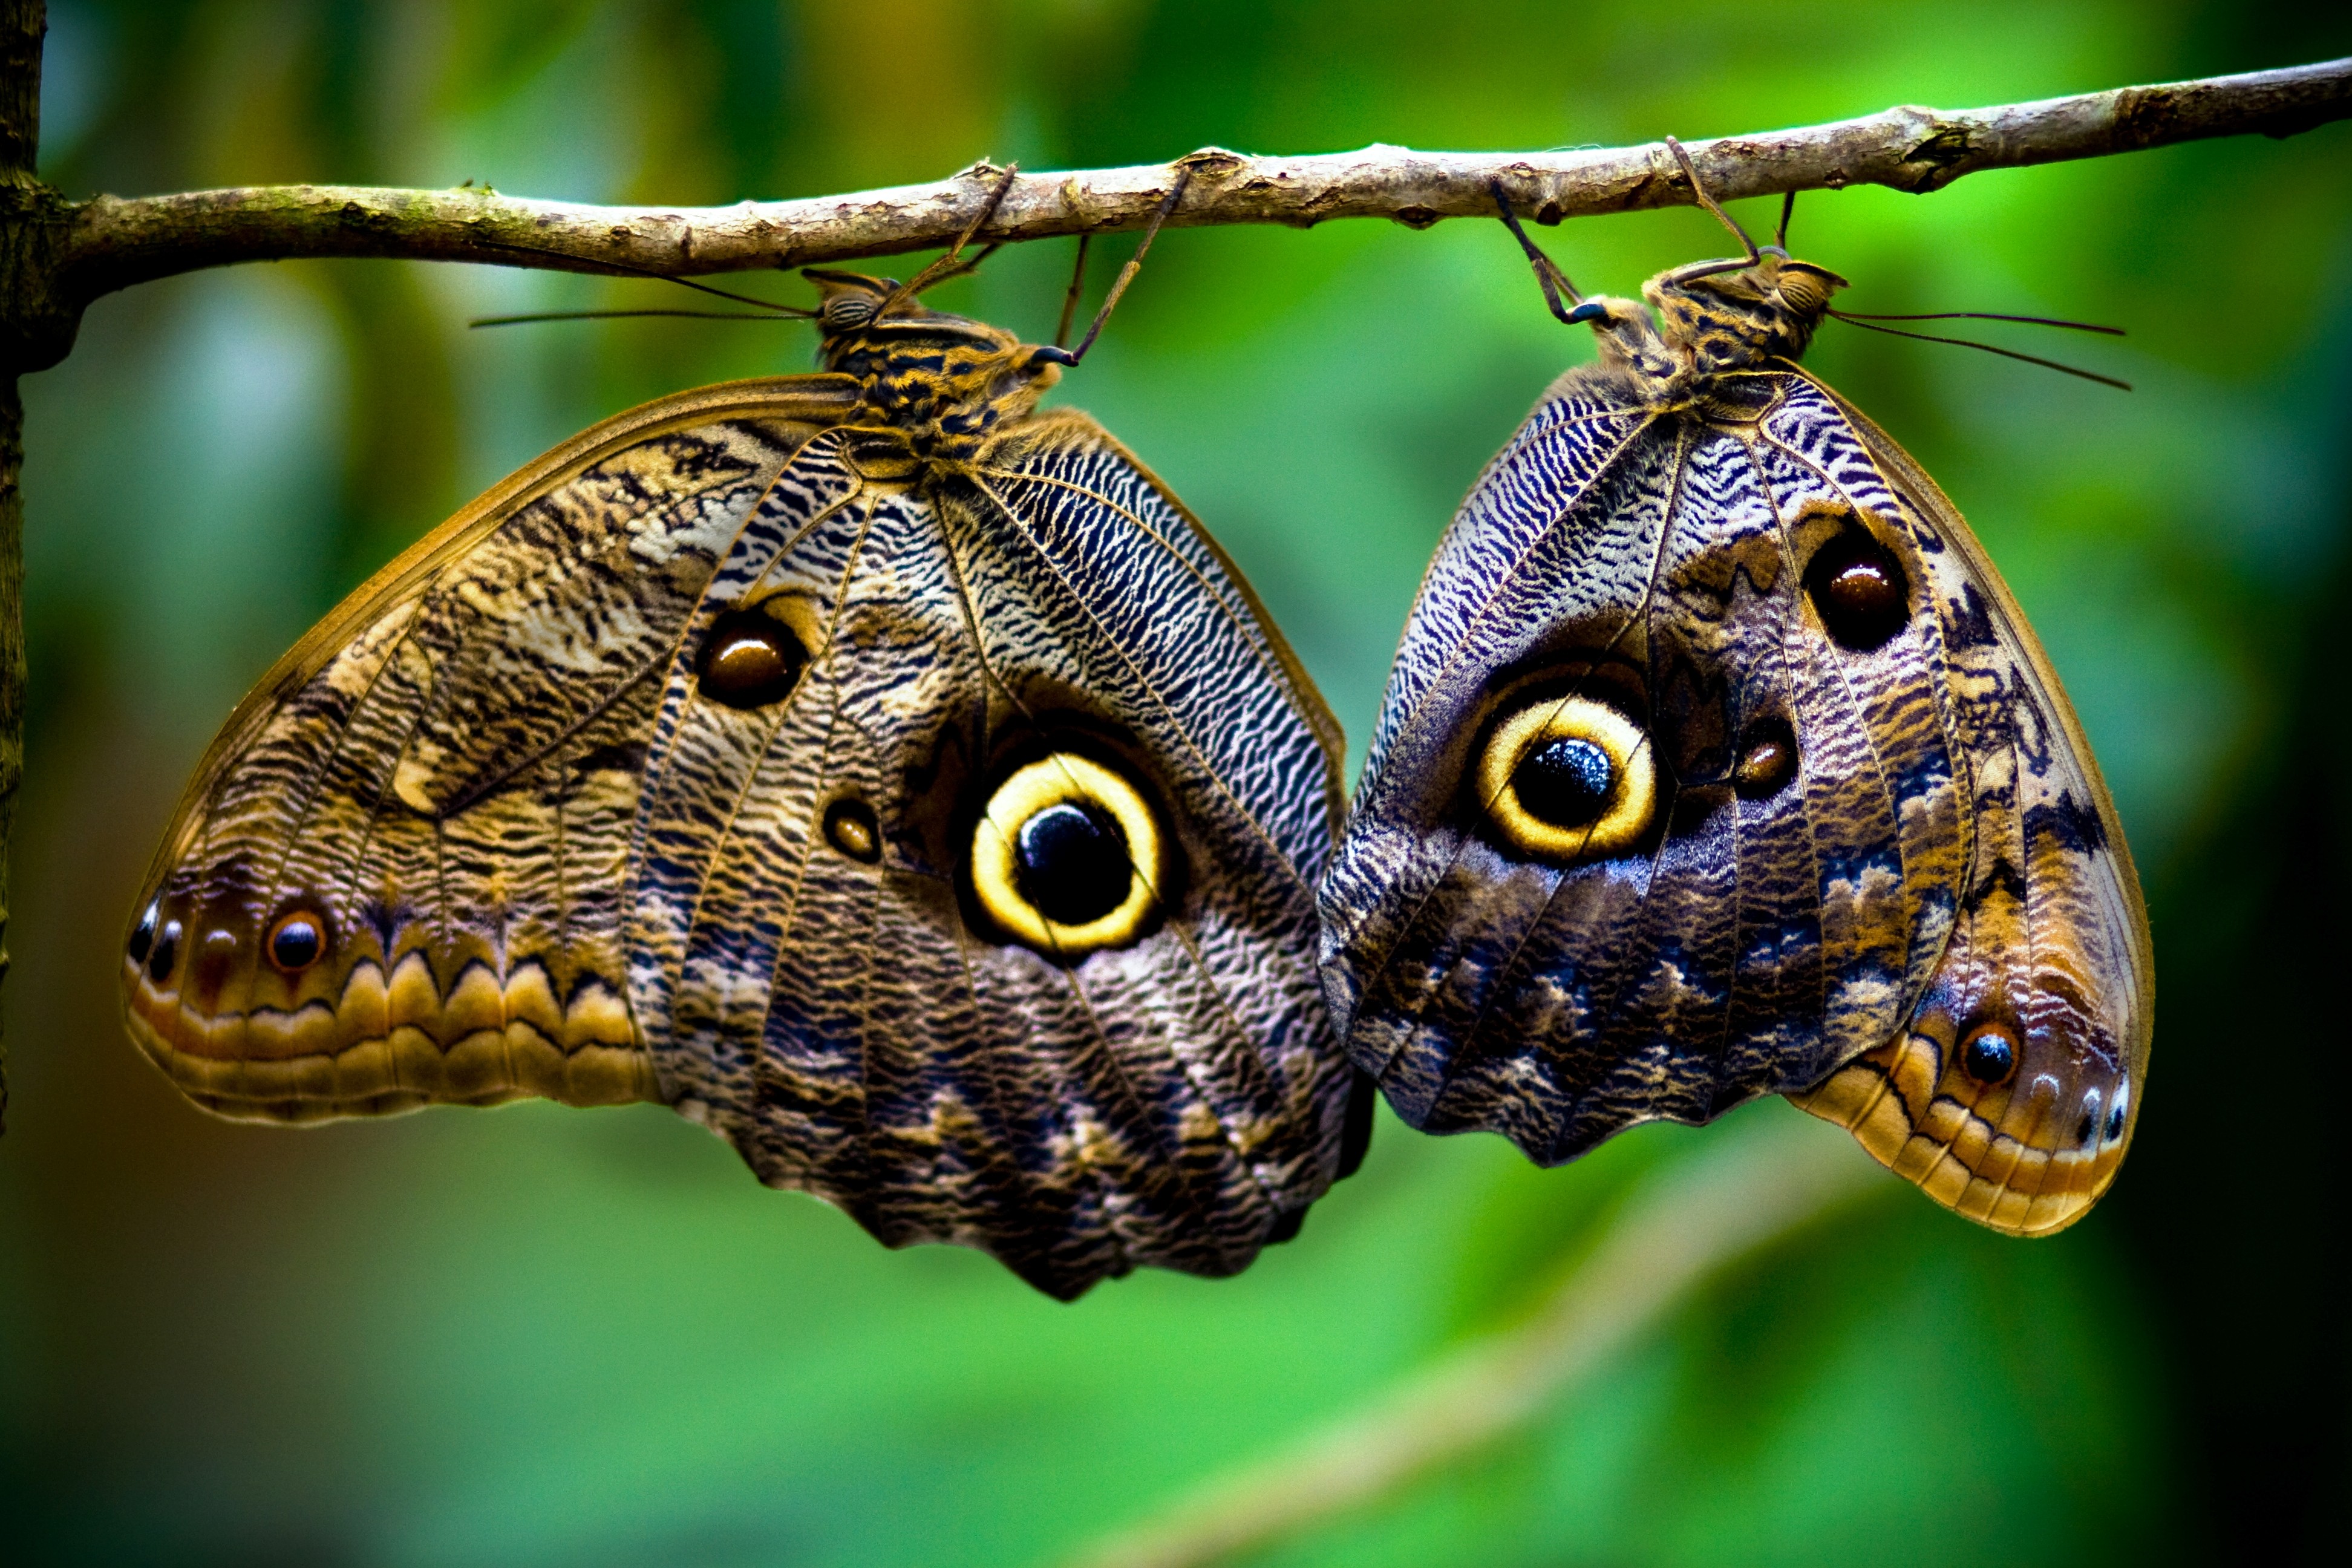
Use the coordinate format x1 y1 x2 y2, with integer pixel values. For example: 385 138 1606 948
1063 1113 1880 1568
51 57 2352 309
0 0 44 1134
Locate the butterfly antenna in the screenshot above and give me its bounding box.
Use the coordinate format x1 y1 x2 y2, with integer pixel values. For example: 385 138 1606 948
1033 166 1193 368
1664 137 1757 263
1829 313 2132 390
1833 309 2124 336
470 308 811 328
1488 178 1589 327
463 236 814 315
1775 189 1795 250
1054 233 1094 349
884 163 1021 313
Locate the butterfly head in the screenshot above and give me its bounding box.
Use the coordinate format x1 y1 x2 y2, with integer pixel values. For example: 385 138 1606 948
1644 250 1849 376
802 269 1062 457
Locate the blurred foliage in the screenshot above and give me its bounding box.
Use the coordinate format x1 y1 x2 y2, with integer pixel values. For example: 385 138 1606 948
4 2 2350 1564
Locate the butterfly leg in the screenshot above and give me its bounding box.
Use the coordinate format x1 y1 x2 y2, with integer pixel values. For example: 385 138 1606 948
883 163 1024 310
1054 234 1094 349
1032 166 1194 368
1657 137 1765 287
1486 178 1592 327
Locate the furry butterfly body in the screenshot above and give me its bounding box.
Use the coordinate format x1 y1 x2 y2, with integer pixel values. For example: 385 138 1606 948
122 270 1359 1298
1319 218 2152 1235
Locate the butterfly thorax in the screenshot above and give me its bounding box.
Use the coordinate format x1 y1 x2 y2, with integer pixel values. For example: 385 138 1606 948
809 271 1061 465
1581 251 1847 412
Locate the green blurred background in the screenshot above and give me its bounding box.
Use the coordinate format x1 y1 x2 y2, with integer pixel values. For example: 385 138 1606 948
5 2 2349 1563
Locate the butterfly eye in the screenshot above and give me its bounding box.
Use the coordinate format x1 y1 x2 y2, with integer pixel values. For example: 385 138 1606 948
823 799 883 864
266 911 326 973
1476 695 1656 860
1959 1022 2019 1084
696 609 808 710
1778 270 1828 314
821 294 878 330
970 753 1165 957
1803 528 1911 651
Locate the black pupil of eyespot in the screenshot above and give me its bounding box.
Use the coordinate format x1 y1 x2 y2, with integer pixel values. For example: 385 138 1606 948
696 611 806 710
271 918 322 970
1014 801 1132 927
128 904 157 962
1961 1029 2015 1083
147 921 181 984
2106 1103 2126 1140
1514 736 1615 828
2077 1112 2096 1145
1803 530 1910 651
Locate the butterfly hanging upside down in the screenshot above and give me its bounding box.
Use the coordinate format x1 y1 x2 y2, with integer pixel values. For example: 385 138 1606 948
119 168 1370 1299
1318 144 2153 1236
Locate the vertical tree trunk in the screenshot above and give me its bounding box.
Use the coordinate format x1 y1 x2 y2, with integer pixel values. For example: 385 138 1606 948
0 0 47 1131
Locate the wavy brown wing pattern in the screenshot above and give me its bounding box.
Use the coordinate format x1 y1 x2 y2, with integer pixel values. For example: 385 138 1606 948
1321 351 2150 1235
123 379 855 1122
122 374 1357 1298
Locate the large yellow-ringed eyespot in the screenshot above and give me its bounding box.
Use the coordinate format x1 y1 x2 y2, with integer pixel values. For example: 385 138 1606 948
971 753 1163 956
1477 695 1656 860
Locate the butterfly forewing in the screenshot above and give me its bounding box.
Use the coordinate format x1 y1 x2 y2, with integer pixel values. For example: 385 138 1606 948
123 381 855 1119
1786 384 2151 1234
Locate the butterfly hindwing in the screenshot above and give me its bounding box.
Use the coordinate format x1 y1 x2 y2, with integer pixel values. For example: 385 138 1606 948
1322 364 1962 1159
632 413 1351 1296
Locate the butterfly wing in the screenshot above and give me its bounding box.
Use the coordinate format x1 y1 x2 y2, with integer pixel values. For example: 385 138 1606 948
1324 362 2149 1233
121 378 862 1117
1786 379 2152 1235
622 410 1355 1298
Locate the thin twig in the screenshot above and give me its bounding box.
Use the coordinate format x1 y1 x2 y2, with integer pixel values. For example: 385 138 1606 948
1062 1111 1881 1568
50 57 2352 306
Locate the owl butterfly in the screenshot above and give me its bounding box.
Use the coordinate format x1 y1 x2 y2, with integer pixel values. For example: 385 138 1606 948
120 171 1367 1299
1319 146 2153 1236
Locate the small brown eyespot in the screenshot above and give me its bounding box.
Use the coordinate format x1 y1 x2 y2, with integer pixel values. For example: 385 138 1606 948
267 911 325 973
1803 528 1910 651
823 799 882 864
696 609 808 711
1959 1022 2019 1085
1732 718 1798 800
